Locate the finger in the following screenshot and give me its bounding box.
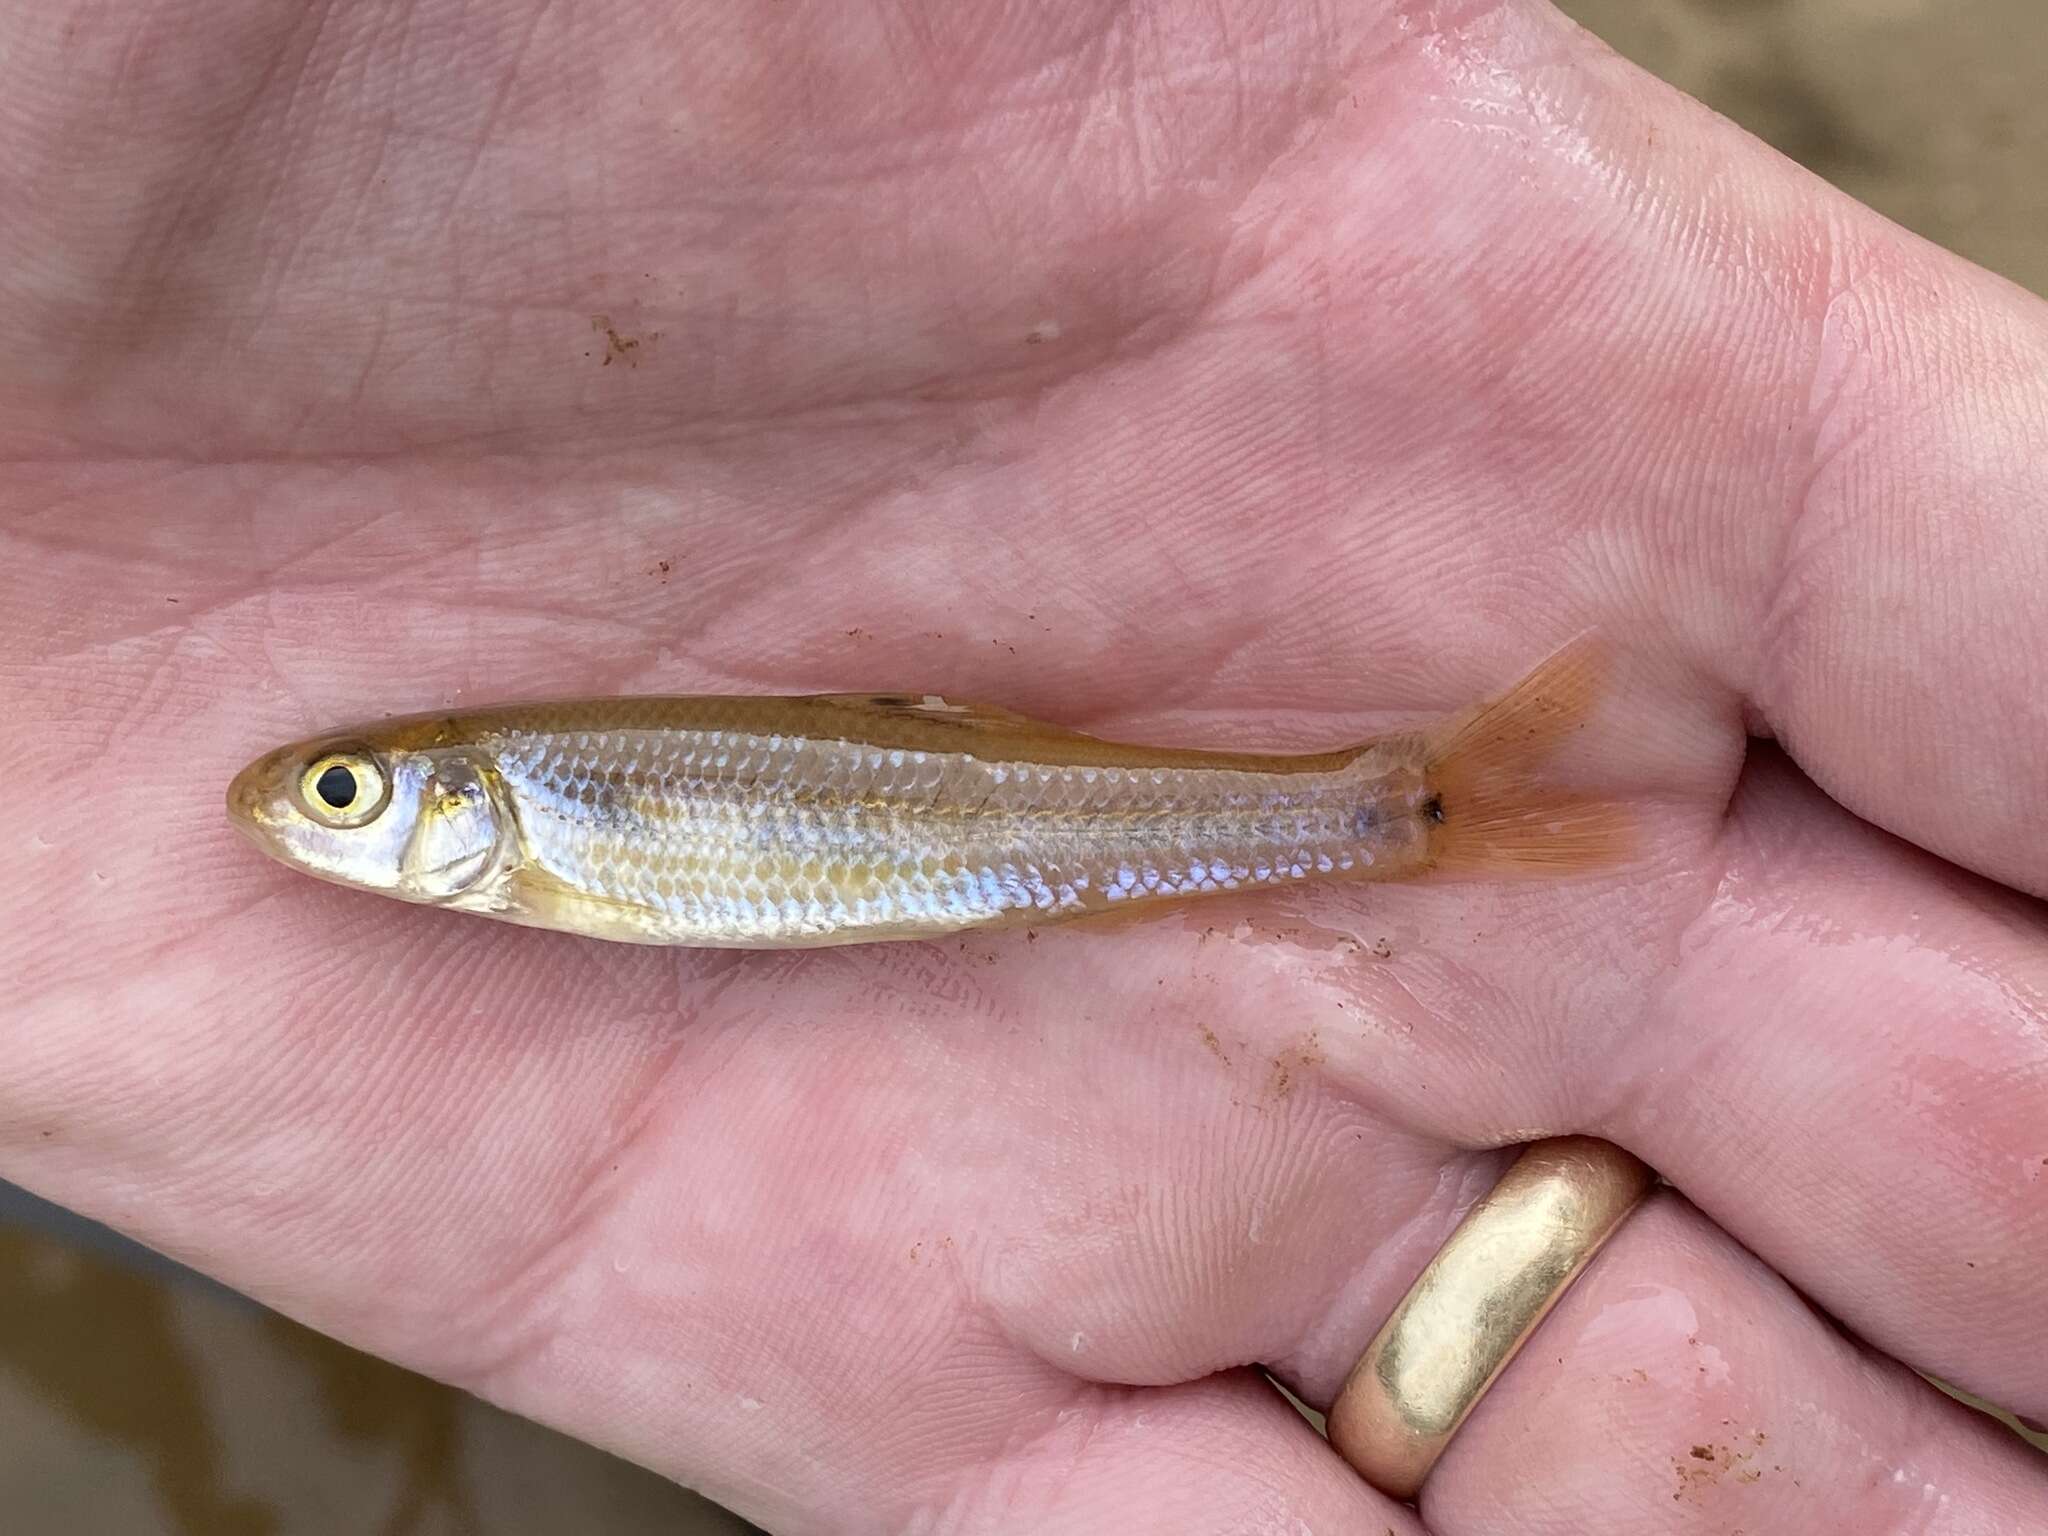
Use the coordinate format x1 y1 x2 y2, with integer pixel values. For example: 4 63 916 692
1421 1195 2048 1534
1605 748 2048 1423
1183 0 2048 895
836 1374 1424 1536
1233 746 2048 1429
745 1368 1433 1536
1365 0 2048 898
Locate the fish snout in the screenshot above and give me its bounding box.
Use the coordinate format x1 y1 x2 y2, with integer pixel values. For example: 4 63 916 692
225 746 294 838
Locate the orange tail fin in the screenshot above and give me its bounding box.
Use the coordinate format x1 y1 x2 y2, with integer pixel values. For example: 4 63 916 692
1420 633 1635 876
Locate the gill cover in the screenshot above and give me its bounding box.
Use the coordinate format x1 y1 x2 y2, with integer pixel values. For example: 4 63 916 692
401 755 508 900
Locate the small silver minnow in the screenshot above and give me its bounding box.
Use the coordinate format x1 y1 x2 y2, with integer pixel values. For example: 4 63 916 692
226 636 1628 947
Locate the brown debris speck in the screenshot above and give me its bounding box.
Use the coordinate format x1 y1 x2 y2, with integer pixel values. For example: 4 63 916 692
1263 1032 1323 1101
591 314 658 367
1671 1438 1768 1502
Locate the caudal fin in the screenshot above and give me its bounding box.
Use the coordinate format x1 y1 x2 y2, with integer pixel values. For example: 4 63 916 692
1420 632 1635 876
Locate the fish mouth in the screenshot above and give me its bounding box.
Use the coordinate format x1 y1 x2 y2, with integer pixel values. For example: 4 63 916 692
225 748 291 844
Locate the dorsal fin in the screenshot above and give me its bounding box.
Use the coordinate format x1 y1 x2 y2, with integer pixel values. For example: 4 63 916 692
803 692 1109 743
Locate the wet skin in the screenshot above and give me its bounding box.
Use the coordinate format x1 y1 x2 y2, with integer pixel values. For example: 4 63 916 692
3 1 2047 1531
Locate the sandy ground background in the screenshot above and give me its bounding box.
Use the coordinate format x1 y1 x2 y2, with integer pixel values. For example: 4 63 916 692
2 2 2042 1532
1565 0 2046 299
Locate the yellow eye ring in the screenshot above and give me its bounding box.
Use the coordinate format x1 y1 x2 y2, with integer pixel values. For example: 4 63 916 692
298 751 390 828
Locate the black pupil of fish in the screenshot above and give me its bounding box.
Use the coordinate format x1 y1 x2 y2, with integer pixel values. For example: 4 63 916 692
315 764 358 809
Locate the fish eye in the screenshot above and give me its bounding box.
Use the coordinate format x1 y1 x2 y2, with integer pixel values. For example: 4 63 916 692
298 751 389 827
315 763 356 807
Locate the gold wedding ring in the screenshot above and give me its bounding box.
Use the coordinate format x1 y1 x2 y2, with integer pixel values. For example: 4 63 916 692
1327 1136 1654 1500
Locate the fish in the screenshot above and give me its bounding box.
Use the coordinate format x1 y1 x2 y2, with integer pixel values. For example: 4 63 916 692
225 635 1630 948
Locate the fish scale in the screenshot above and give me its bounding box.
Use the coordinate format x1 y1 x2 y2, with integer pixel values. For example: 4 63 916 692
474 721 1403 944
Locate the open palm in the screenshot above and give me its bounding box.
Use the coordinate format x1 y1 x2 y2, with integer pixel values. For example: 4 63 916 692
4 1 2045 1530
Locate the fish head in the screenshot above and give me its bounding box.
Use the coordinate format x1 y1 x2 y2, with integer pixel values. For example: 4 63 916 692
227 731 512 905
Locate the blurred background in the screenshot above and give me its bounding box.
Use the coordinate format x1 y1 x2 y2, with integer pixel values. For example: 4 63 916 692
3 1 2042 1531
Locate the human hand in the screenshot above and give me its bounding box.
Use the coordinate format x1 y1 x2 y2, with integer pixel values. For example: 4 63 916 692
3 1 2045 1530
